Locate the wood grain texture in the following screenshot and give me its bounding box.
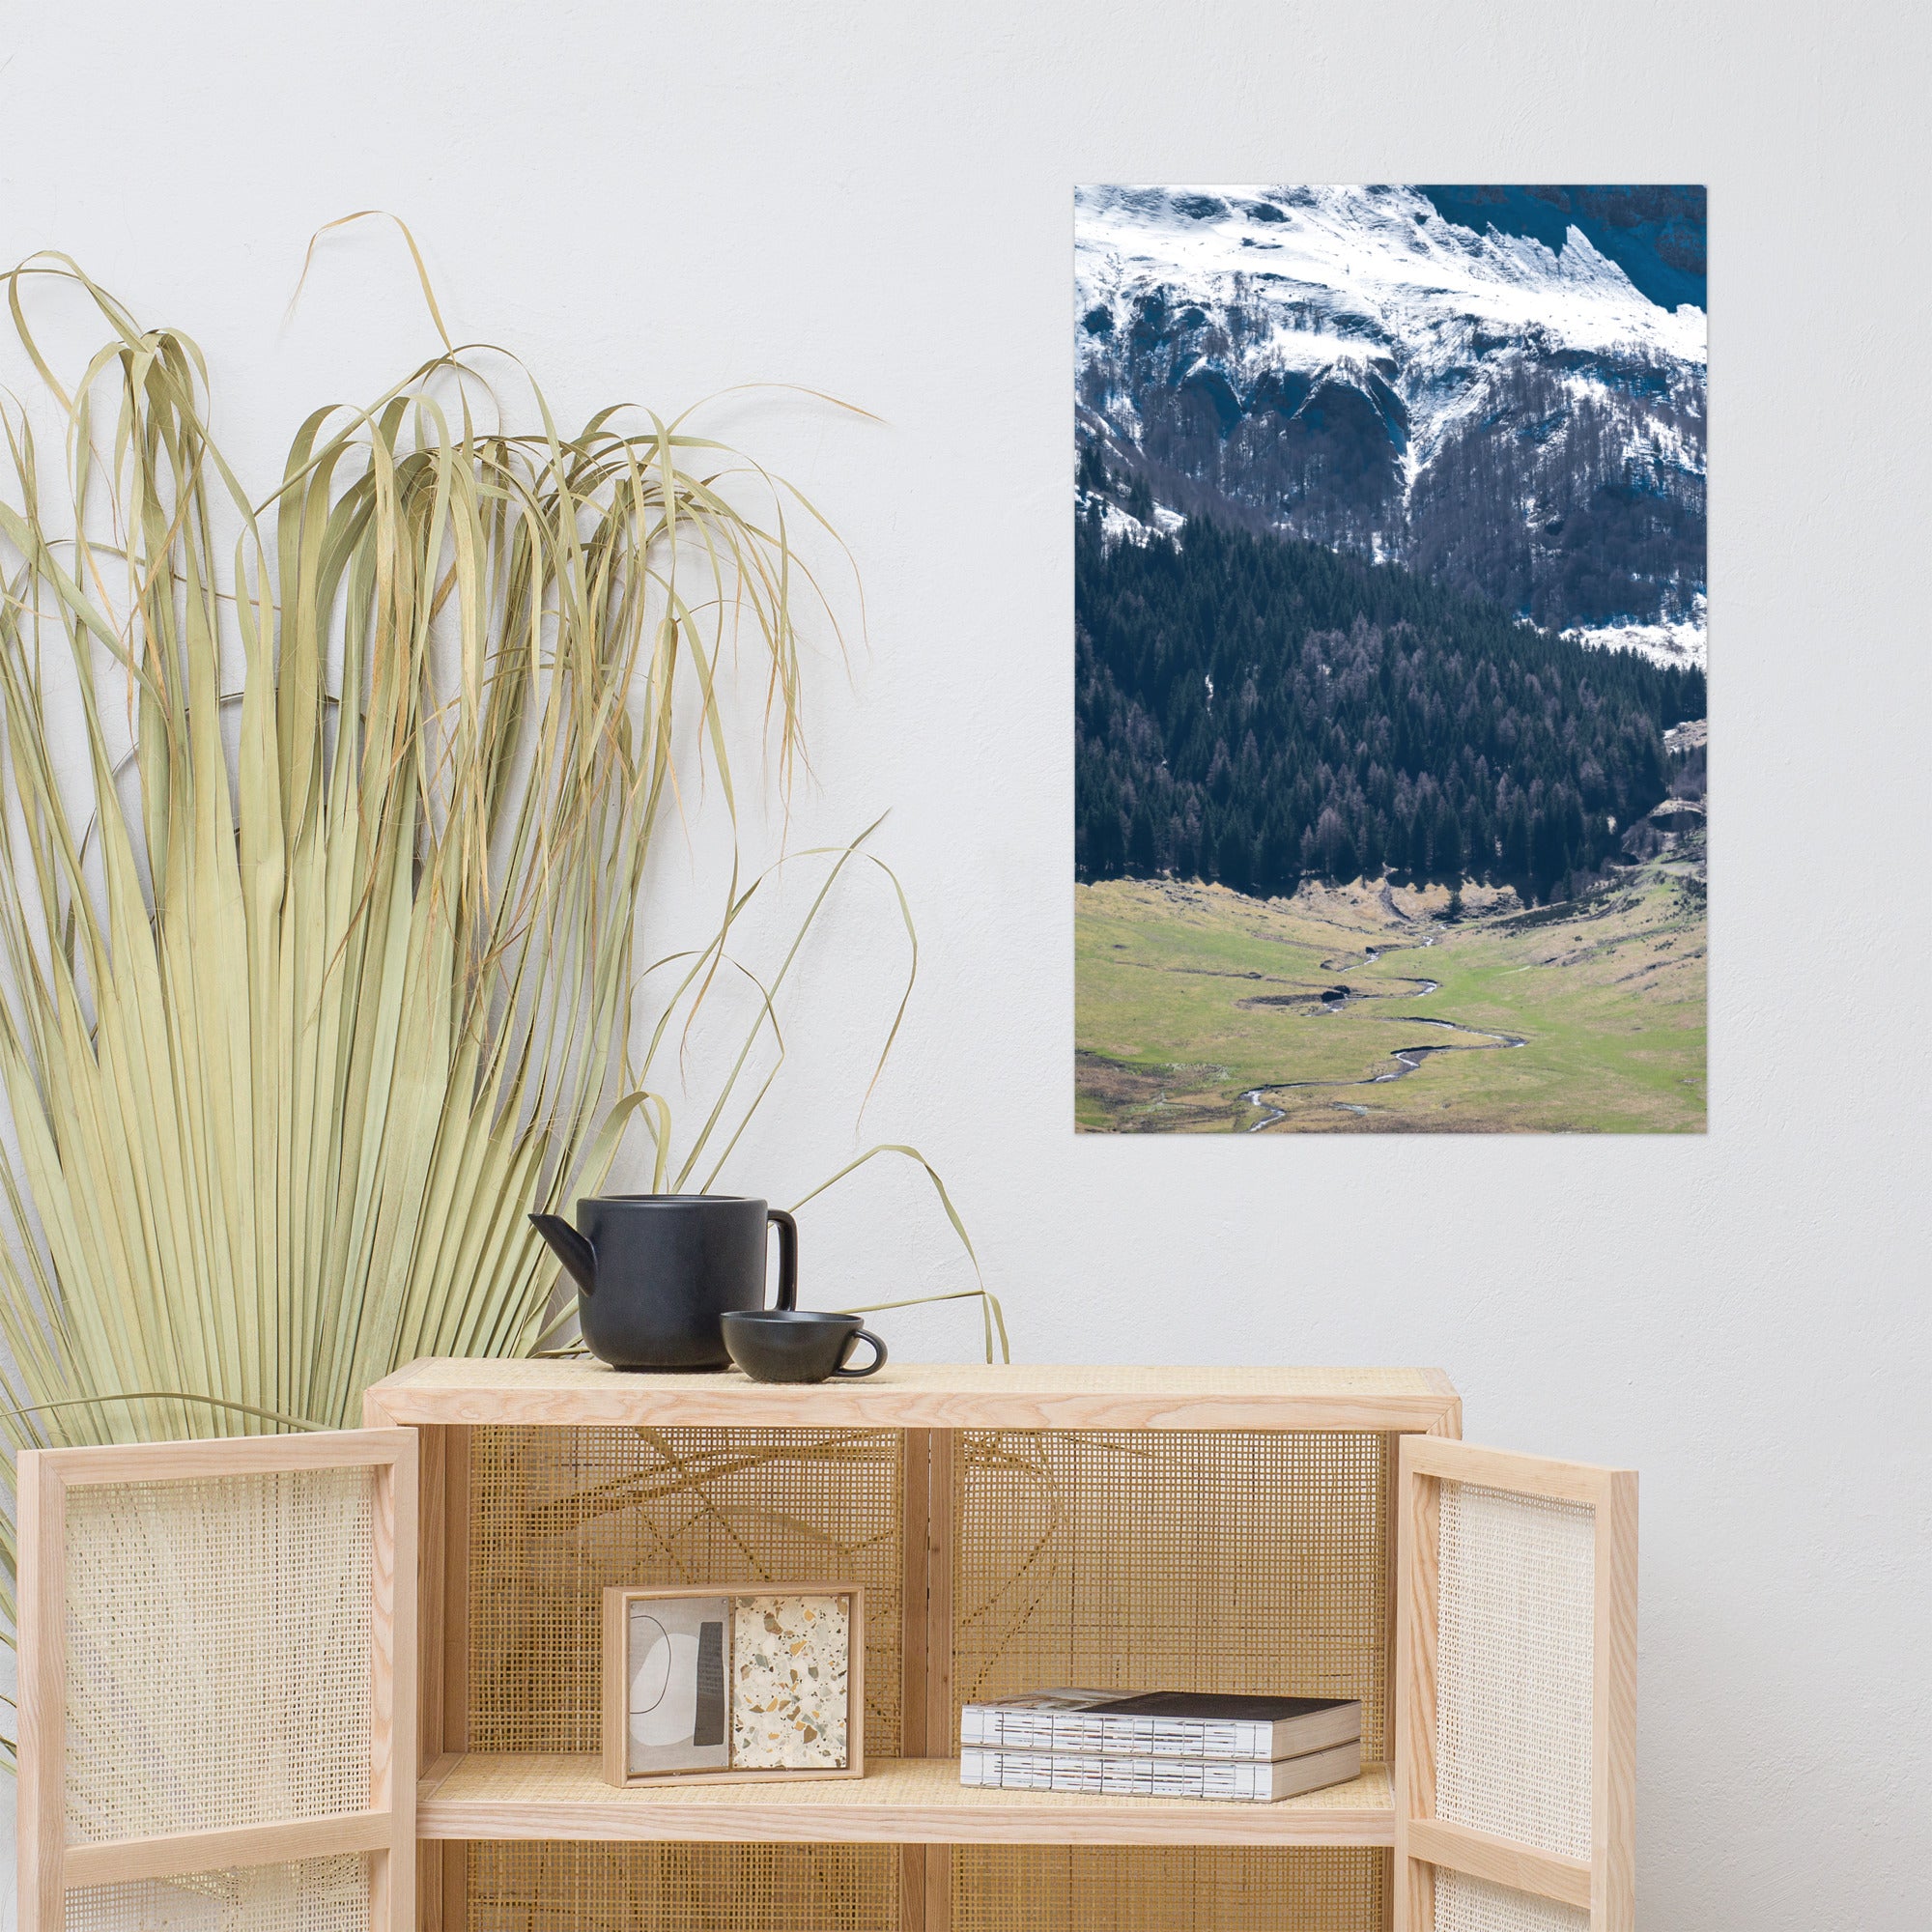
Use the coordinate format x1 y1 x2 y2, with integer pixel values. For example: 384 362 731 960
438 1426 469 1932
848 1587 868 1780
412 1747 467 1932
923 1431 955 1932
416 1841 466 1932
381 1419 470 1771
372 1438 418 1932
440 1426 470 1754
899 1431 954 1931
410 1420 447 1778
899 1844 926 1932
1595 1469 1639 1932
602 1585 629 1787
1392 1436 1441 1932
362 1358 1462 1433
1401 1436 1623 1507
925 1840 952 1932
61 1810 391 1888
1406 1817 1593 1910
1380 1405 1458 1932
39 1429 412 1484
384 1416 467 1932
15 1453 65 1932
926 1430 955 1761
900 1430 932 1760
415 1752 1395 1847
1378 1429 1402 1915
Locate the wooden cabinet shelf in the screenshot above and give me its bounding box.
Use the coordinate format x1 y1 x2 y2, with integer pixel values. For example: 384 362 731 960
360 1359 1462 1928
415 1752 1397 1848
18 1361 1636 1932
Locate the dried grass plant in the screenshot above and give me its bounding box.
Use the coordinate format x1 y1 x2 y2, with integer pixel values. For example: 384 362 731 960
0 230 1000 1763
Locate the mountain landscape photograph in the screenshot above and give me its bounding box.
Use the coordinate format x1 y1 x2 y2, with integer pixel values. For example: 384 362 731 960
1074 184 1708 1132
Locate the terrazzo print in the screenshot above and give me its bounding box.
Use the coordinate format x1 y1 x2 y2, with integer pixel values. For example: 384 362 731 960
730 1594 850 1770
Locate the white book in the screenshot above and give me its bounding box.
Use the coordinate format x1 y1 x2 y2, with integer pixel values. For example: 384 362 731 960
959 1689 1361 1762
958 1738 1363 1804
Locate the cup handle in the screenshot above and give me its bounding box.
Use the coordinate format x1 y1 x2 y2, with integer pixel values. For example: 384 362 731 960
832 1328 888 1378
767 1208 798 1311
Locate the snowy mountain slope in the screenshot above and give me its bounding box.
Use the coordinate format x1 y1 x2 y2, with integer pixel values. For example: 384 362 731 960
1075 185 1707 664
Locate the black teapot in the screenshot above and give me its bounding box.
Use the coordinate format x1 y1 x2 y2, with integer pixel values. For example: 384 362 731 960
529 1194 798 1371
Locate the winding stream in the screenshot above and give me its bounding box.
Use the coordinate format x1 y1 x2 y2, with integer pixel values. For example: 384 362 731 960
1240 936 1526 1130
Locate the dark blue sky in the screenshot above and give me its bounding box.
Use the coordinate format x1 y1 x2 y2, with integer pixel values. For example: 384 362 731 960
1417 185 1706 311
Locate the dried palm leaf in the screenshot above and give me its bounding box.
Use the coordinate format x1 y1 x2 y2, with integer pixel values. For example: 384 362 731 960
0 237 999 1766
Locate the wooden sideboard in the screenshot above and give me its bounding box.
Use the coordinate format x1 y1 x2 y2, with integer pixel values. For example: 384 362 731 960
15 1360 1634 1932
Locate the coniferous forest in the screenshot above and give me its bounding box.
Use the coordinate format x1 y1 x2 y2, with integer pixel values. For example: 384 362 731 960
1075 515 1705 905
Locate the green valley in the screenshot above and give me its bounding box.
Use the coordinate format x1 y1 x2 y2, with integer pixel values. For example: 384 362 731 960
1075 863 1706 1133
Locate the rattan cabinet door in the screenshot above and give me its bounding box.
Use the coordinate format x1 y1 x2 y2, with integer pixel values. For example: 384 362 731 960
16 1430 417 1932
1394 1439 1636 1932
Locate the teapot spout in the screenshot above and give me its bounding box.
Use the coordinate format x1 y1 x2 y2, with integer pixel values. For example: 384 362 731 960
529 1212 598 1295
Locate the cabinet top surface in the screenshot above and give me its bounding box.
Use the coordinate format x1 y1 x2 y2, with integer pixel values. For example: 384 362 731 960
364 1357 1459 1431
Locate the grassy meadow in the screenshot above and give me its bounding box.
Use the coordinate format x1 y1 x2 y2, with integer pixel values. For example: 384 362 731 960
1075 866 1707 1133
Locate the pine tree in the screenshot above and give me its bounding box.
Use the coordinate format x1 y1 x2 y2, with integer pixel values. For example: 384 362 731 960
1075 515 1700 905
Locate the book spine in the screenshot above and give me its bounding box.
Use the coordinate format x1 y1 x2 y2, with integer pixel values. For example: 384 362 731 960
957 1709 1277 1761
959 1748 1274 1802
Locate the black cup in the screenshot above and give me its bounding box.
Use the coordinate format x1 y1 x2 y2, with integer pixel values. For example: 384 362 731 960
721 1310 888 1384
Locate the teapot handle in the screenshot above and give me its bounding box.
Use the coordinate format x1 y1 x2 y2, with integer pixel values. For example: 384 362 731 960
767 1208 798 1311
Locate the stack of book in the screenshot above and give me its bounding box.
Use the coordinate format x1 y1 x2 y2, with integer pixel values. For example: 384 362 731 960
958 1689 1362 1804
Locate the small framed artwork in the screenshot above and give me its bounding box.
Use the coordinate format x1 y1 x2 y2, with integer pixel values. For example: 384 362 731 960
601 1583 865 1787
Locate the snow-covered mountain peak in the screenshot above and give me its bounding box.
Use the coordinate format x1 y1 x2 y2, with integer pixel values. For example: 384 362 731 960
1074 184 1708 659
1075 184 1706 368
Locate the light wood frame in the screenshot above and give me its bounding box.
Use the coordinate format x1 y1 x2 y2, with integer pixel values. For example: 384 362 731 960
15 1429 417 1932
600 1583 866 1788
898 1426 955 1932
1394 1436 1637 1932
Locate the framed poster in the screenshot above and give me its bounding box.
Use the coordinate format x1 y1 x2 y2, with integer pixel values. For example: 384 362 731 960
1075 185 1707 1133
602 1584 865 1787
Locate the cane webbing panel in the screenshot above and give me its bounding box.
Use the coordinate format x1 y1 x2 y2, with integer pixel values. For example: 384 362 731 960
952 1431 1392 1758
62 1469 375 1842
63 1856 370 1932
952 1847 1386 1931
1434 1870 1590 1932
466 1841 897 1932
1435 1481 1595 1861
468 1426 902 1756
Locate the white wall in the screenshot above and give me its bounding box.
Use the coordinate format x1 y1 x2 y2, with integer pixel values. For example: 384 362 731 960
4 1 1928 1924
